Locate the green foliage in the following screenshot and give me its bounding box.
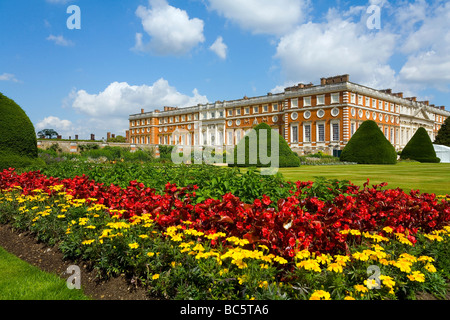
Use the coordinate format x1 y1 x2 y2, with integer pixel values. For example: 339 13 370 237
78 144 100 152
0 92 38 168
434 117 450 147
229 123 300 168
340 120 397 164
158 145 175 160
107 135 127 143
400 127 440 163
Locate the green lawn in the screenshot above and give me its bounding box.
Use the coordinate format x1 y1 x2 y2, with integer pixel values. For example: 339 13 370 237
279 162 450 195
0 247 90 300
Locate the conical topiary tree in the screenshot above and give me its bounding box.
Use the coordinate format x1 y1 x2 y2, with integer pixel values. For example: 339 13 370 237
434 117 450 147
229 122 300 168
340 120 397 164
401 127 440 163
0 92 40 170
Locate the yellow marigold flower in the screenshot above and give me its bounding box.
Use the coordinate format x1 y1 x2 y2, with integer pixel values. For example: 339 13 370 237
57 215 66 219
295 249 311 260
391 259 412 273
128 242 139 249
379 275 395 288
316 254 332 265
399 253 417 263
365 279 380 290
192 243 205 252
309 290 331 300
424 263 437 273
152 274 160 280
327 262 343 273
147 252 155 257
354 284 369 293
259 281 269 289
85 225 96 229
260 263 269 269
139 234 149 239
296 259 322 273
82 239 95 245
344 296 355 300
383 226 393 233
273 256 288 264
352 251 369 261
407 271 425 282
258 244 269 251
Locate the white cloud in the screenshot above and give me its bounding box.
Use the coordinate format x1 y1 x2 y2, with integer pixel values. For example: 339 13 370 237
134 0 205 56
274 14 398 90
0 73 20 83
209 36 228 59
47 34 74 47
397 1 450 91
207 0 310 35
35 116 74 138
65 79 209 136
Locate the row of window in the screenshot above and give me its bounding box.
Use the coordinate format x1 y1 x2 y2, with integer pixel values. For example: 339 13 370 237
290 122 340 144
290 93 340 109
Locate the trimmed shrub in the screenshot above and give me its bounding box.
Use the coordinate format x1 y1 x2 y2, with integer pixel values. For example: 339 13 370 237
401 127 440 163
229 122 300 168
0 93 39 169
340 120 397 164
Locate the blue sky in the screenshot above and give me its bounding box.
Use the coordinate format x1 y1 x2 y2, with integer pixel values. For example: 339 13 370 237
1 0 449 139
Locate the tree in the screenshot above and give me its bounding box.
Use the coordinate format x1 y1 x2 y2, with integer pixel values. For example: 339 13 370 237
434 117 450 147
37 129 59 139
401 127 440 163
340 120 397 164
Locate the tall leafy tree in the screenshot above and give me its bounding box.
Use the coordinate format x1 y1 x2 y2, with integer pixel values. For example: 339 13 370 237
37 129 59 139
434 117 450 147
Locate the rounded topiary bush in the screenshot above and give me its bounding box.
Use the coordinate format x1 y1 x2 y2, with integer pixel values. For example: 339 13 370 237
401 127 440 163
340 120 397 164
0 92 39 170
229 122 300 168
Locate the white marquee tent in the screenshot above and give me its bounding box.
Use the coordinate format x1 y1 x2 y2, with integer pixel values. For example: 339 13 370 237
434 144 450 163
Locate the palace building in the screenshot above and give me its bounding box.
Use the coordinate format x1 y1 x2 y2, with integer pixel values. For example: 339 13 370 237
127 75 449 155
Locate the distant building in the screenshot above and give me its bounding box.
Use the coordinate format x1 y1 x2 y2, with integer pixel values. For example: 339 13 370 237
128 75 449 155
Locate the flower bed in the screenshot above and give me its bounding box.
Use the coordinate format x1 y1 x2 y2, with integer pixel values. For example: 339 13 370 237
1 168 449 300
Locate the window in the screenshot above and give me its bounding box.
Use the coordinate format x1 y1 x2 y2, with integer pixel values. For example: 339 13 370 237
332 123 339 141
291 112 299 120
372 99 376 107
272 103 278 111
291 99 298 108
304 111 311 119
210 111 215 119
188 114 192 121
291 125 298 143
385 127 389 138
227 131 233 145
228 109 233 116
202 112 207 120
181 115 185 122
317 109 325 118
331 108 339 117
351 94 356 104
379 101 383 109
303 97 311 107
263 105 268 112
331 93 339 104
219 111 224 118
175 116 179 123
253 106 259 113
358 95 363 105
351 122 356 136
317 95 325 105
317 124 325 142
304 124 311 143
391 128 394 143
131 121 135 127
194 113 199 120
169 117 173 123
245 107 250 115
236 108 241 116
159 118 162 125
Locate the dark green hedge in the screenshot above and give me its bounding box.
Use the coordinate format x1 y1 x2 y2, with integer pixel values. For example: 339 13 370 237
0 93 38 160
434 117 450 147
228 122 300 168
340 120 397 164
401 127 440 163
